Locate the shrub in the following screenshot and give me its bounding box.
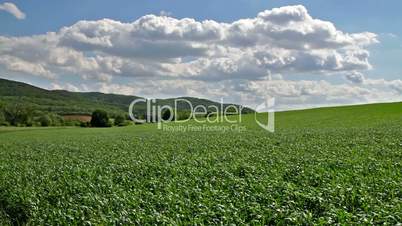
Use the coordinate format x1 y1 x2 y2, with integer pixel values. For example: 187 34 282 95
90 110 110 127
0 111 6 126
176 111 192 121
64 120 81 127
80 121 90 128
118 120 131 126
39 115 52 127
0 121 9 126
0 109 8 126
49 114 64 126
114 115 126 126
26 119 33 127
105 120 112 127
161 109 175 121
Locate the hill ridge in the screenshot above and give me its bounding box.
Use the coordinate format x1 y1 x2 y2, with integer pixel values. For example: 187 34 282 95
0 78 254 116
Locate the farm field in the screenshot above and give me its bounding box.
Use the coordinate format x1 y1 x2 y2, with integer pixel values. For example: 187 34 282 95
0 102 401 225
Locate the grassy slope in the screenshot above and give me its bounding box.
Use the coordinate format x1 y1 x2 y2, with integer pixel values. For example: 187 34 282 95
181 101 402 130
267 101 402 129
0 102 401 224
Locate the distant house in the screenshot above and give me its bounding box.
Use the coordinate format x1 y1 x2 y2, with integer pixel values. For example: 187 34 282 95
63 115 92 122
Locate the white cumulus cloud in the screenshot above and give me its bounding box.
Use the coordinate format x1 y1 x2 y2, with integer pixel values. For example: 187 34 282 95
0 2 25 19
0 5 378 81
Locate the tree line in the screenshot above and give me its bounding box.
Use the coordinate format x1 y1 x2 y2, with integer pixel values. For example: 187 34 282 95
0 103 130 127
0 103 237 128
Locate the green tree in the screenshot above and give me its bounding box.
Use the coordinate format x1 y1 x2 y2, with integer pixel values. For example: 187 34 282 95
90 110 110 127
3 104 32 126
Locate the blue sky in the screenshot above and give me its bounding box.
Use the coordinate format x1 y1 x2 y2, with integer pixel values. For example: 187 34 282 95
2 0 402 36
0 0 401 109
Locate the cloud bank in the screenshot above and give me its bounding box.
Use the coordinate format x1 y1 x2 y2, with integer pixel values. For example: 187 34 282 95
1 5 401 109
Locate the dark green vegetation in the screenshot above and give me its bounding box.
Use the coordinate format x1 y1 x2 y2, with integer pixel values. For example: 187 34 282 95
114 115 127 127
90 110 111 128
0 102 401 224
0 78 253 122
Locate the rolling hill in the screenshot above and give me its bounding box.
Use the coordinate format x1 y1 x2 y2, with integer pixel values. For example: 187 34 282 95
0 78 253 117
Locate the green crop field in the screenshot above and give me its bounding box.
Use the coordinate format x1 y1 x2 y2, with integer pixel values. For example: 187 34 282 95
0 102 401 225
